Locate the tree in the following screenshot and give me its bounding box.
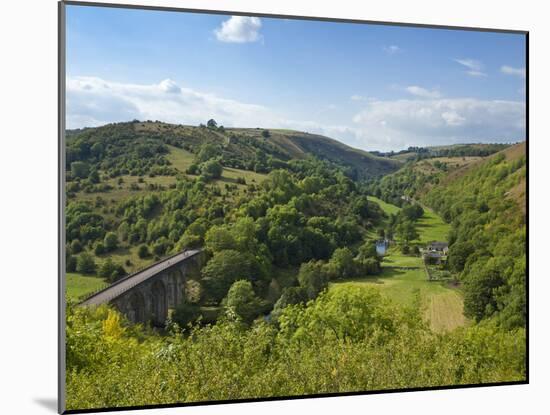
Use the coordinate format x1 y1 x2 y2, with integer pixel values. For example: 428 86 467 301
94 242 105 256
351 196 370 219
98 258 124 282
137 244 150 259
223 280 262 324
66 255 77 272
358 257 380 275
357 241 378 261
448 241 475 273
71 161 90 179
297 261 329 300
103 232 118 252
396 221 418 244
201 250 264 302
70 239 82 254
197 143 220 162
76 252 96 275
261 129 270 138
172 302 200 328
205 226 237 253
272 286 308 321
328 247 357 280
206 119 218 129
200 159 223 180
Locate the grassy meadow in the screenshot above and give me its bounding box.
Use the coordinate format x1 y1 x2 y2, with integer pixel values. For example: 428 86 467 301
66 273 106 300
332 198 465 332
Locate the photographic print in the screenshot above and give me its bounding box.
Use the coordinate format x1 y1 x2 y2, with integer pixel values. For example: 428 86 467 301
60 2 527 412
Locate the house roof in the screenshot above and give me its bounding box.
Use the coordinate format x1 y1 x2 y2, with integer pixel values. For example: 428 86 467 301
428 241 448 249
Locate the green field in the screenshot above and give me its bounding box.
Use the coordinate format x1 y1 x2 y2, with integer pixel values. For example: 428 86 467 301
416 206 450 243
66 273 106 300
367 195 401 216
332 199 465 332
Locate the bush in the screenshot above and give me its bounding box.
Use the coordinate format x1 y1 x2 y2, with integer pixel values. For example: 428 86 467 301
200 159 223 180
66 255 77 272
201 250 265 302
98 258 125 282
223 280 262 324
297 261 329 300
137 244 150 259
70 239 82 255
94 243 105 256
328 247 357 280
172 302 201 328
103 232 118 252
76 252 96 275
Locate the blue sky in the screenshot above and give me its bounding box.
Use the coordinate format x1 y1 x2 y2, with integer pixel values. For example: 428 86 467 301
66 5 526 151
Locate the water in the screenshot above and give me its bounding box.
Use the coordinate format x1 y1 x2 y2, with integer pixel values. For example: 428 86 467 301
376 240 387 256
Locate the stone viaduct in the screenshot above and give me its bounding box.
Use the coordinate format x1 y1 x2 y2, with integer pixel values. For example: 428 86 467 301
79 249 204 326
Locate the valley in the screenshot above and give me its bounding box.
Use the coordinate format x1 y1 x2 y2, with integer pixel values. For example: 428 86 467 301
64 120 526 409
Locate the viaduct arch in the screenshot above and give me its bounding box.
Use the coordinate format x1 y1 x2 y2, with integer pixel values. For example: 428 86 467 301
79 249 204 326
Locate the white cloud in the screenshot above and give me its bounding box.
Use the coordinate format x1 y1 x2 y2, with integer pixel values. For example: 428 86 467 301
501 65 526 79
384 45 401 55
350 95 366 101
158 79 181 93
351 98 525 150
405 86 441 99
66 76 280 129
66 76 526 153
454 58 487 77
214 16 262 43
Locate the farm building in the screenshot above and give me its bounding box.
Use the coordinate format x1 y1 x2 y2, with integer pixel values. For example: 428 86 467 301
427 241 449 254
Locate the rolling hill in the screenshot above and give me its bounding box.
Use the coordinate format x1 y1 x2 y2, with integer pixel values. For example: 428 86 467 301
66 121 400 180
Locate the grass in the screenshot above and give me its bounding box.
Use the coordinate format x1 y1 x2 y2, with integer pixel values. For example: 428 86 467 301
367 196 401 216
416 207 450 243
165 145 195 172
66 273 107 301
72 146 268 204
332 198 464 332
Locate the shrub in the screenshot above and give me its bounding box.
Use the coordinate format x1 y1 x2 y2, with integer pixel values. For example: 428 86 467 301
223 280 262 324
172 303 201 328
137 244 150 259
103 232 118 252
76 252 96 275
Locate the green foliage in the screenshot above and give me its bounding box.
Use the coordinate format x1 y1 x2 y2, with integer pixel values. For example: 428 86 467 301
424 149 526 328
66 287 525 410
103 232 118 252
223 280 263 324
201 250 266 302
98 258 125 282
172 302 201 328
76 252 96 275
396 220 419 244
328 247 357 280
137 244 150 259
71 161 90 179
297 261 329 300
200 159 223 180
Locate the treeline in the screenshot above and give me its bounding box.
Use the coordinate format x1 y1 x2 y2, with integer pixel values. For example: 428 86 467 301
65 286 526 410
425 150 526 329
366 165 439 207
371 143 510 160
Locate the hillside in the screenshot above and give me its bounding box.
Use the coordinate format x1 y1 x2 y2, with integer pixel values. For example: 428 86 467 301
377 143 511 163
66 121 400 181
372 143 526 329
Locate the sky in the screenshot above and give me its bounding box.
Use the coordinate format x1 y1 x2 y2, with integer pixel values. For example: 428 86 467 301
66 5 526 152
